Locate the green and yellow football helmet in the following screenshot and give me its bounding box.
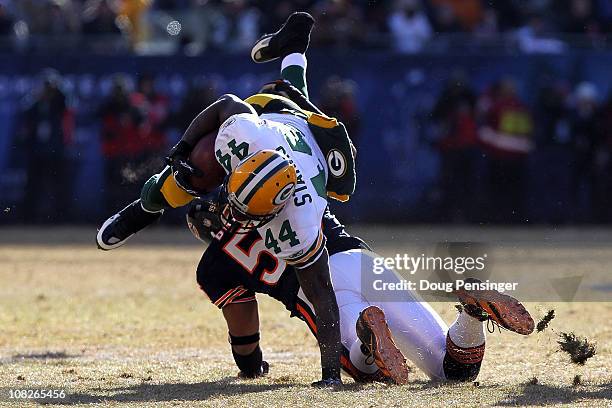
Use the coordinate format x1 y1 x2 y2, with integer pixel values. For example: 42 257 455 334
222 149 297 230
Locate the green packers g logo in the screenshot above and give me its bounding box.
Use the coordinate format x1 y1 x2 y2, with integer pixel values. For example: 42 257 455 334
327 149 347 178
273 183 296 205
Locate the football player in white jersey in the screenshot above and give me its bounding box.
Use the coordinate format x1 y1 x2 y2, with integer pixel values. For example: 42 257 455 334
164 13 347 386
96 11 536 387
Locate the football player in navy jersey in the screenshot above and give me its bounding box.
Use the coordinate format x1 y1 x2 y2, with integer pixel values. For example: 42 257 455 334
187 195 534 385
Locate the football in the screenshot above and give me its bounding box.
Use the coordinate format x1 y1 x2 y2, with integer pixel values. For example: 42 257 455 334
188 131 227 193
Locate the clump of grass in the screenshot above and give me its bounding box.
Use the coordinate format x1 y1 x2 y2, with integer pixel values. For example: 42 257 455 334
573 375 582 386
558 332 596 365
536 310 555 333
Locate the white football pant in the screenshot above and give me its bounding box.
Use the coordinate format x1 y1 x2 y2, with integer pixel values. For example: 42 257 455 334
298 249 448 380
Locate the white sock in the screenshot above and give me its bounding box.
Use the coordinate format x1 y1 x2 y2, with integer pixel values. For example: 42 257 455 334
448 312 485 348
349 339 378 374
281 53 307 71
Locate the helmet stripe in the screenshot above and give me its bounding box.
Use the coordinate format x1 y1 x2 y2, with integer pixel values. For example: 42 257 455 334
241 160 290 206
234 154 278 199
236 155 287 204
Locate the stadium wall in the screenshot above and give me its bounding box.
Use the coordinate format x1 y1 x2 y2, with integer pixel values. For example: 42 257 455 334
1 51 611 223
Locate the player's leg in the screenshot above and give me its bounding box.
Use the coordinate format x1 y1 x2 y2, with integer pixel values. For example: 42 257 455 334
280 53 308 98
295 285 386 382
222 301 269 378
320 251 409 383
96 167 194 250
251 12 313 98
361 253 533 382
333 249 490 382
358 250 484 381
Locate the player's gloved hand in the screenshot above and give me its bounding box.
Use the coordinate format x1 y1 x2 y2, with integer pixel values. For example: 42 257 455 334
259 79 304 100
311 377 342 388
165 140 192 166
238 360 270 379
165 141 202 195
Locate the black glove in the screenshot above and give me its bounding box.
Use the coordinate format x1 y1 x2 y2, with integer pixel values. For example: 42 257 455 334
311 377 342 388
165 141 202 195
165 140 192 166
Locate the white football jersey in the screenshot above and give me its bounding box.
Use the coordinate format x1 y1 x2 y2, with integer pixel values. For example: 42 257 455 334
215 112 328 268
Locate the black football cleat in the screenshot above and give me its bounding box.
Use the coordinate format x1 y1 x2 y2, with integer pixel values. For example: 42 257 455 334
96 199 162 250
251 12 315 63
356 306 410 385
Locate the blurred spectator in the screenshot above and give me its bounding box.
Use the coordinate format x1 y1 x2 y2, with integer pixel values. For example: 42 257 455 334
131 73 170 148
430 0 482 31
258 0 316 34
561 0 603 37
318 76 360 145
45 0 80 35
310 0 365 48
82 0 121 35
210 0 260 52
117 0 152 47
99 74 168 212
0 1 14 36
388 0 432 53
515 14 566 53
13 0 79 35
427 2 462 33
479 78 534 222
0 0 611 54
593 92 612 221
17 69 72 222
432 72 480 222
486 1 523 32
155 0 191 10
534 81 572 146
171 78 217 131
473 6 500 39
569 82 601 221
99 75 141 212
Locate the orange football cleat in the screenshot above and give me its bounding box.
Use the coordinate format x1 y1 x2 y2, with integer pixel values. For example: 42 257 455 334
356 306 410 385
455 279 535 335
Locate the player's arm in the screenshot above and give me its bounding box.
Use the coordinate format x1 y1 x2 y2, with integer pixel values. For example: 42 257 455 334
167 94 256 163
293 246 342 386
222 300 269 378
181 94 256 147
166 94 256 191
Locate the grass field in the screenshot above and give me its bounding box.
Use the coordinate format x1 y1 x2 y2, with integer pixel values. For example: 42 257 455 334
0 226 610 407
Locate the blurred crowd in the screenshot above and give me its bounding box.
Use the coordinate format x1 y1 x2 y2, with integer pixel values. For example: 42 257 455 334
12 64 612 224
0 0 611 53
11 69 359 222
432 75 612 223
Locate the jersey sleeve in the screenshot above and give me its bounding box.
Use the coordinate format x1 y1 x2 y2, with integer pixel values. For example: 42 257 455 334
214 113 262 173
196 245 256 308
282 226 327 269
